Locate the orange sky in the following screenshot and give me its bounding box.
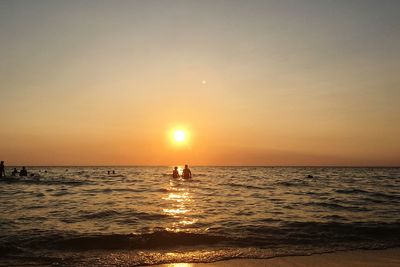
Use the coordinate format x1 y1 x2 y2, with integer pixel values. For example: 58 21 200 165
1 1 399 166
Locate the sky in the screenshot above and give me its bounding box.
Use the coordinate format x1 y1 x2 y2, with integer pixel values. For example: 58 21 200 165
1 0 399 166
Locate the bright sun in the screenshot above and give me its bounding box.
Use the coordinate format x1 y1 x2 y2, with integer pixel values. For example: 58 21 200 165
174 130 186 142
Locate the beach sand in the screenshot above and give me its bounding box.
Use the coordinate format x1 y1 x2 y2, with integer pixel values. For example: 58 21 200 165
153 248 400 267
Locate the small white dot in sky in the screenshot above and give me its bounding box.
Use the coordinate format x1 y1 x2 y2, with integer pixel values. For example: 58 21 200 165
202 80 207 84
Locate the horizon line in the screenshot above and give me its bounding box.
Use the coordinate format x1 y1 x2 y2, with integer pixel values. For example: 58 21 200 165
4 164 400 168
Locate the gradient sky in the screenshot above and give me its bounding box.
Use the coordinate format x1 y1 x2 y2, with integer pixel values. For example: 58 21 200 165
1 0 399 166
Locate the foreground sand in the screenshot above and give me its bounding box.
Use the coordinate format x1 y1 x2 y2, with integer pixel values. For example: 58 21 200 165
154 248 400 267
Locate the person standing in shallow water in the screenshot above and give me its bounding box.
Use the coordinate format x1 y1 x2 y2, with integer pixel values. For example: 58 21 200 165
172 166 179 178
182 164 192 179
0 161 5 178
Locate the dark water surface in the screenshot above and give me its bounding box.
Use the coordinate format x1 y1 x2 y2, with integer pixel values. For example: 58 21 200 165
1 167 400 266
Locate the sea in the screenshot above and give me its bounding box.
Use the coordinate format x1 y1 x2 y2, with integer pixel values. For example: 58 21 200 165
0 166 399 266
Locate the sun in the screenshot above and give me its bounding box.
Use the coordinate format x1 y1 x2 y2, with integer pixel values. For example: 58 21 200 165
173 130 186 143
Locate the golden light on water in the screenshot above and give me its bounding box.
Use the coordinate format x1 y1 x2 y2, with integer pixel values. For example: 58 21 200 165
164 262 194 267
163 208 190 215
162 192 191 215
162 181 198 232
178 219 197 225
164 192 190 202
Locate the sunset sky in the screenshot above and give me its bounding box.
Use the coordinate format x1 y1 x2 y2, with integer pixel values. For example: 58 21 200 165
1 0 399 166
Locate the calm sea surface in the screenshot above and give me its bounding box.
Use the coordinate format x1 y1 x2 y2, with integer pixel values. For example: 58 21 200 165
1 167 400 266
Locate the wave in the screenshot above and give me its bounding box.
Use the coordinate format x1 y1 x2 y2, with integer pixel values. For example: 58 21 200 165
307 201 370 212
334 191 400 203
0 177 90 186
227 183 265 190
2 222 399 254
0 244 25 254
275 179 310 187
336 188 369 194
61 210 169 223
19 231 231 251
80 210 120 219
368 192 400 201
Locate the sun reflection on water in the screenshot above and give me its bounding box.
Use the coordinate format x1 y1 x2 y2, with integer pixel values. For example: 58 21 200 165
163 192 190 202
179 219 197 225
162 179 198 231
164 263 194 267
163 208 190 215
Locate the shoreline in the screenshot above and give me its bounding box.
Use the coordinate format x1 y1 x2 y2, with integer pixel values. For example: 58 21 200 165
153 248 400 267
1 247 399 266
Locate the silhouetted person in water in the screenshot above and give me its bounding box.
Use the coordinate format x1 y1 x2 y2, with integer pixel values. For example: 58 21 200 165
19 166 28 177
11 168 18 176
182 164 192 179
172 166 179 178
0 161 5 178
112 170 115 174
108 170 110 175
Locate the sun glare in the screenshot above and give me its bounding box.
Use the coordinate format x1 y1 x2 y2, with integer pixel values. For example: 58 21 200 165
173 130 186 143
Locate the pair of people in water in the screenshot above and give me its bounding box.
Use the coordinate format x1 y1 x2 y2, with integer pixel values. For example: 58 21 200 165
14 167 28 176
172 165 192 179
10 167 28 176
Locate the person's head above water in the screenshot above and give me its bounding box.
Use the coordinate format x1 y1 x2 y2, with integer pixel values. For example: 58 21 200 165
185 164 188 169
174 166 178 170
0 161 3 164
22 166 26 170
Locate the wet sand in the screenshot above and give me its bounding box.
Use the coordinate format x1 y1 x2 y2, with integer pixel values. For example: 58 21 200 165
154 248 400 267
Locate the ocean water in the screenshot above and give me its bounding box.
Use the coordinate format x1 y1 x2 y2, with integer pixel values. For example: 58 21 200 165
1 167 400 266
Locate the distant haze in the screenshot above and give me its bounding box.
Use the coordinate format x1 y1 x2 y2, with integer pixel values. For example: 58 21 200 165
1 0 399 166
